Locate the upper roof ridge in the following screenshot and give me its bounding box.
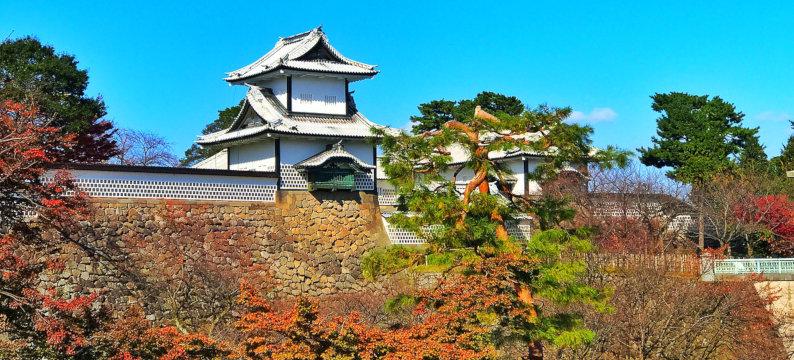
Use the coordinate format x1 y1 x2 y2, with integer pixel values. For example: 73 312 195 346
225 27 377 83
280 26 321 44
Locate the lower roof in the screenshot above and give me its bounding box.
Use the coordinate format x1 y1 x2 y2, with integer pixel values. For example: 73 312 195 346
197 87 389 146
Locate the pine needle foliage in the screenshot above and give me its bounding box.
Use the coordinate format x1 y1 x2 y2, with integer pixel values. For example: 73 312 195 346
372 101 629 356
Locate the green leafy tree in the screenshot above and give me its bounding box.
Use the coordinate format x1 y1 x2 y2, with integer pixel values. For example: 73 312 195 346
639 92 757 249
770 121 794 176
410 91 524 133
0 37 117 162
739 133 768 172
180 103 241 166
375 102 628 358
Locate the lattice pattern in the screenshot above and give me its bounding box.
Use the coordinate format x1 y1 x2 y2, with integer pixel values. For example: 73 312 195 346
281 164 374 191
280 164 309 189
382 214 532 245
669 215 695 231
377 181 398 206
43 176 276 202
382 219 427 245
507 223 532 239
354 172 374 191
593 201 695 232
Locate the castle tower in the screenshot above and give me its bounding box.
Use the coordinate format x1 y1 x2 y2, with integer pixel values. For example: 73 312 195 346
195 27 385 191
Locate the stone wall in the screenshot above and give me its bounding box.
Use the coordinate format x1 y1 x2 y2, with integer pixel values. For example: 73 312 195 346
42 191 391 314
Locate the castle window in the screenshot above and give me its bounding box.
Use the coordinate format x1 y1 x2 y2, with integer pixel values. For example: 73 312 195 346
324 95 337 105
299 93 312 104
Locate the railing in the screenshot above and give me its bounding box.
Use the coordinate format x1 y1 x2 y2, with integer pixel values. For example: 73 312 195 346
712 258 794 276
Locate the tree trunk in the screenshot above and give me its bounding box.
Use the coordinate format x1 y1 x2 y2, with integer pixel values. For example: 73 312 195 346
698 193 705 251
528 341 544 360
451 108 544 359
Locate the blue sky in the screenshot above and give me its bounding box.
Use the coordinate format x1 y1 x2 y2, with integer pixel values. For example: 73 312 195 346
2 1 793 159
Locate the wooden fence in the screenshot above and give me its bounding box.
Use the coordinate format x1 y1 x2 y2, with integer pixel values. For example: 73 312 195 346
585 253 702 277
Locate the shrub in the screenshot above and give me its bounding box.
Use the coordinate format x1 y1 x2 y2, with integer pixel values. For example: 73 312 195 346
360 246 425 279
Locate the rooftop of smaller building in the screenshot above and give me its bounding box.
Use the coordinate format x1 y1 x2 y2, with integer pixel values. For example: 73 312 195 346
295 141 375 170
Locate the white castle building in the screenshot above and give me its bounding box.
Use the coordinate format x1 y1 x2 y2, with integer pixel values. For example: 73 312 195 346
193 27 385 192
54 27 537 243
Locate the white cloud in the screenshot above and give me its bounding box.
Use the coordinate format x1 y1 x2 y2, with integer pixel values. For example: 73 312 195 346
755 111 790 122
568 107 618 123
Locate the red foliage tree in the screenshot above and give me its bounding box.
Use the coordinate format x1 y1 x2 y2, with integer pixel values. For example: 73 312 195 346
738 195 794 256
0 100 104 357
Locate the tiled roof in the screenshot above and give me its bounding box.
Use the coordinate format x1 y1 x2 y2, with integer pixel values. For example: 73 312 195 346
225 27 377 82
294 141 375 170
196 88 388 145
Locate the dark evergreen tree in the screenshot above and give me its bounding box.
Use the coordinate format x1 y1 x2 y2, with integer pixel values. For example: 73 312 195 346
639 92 757 248
410 91 524 133
739 133 768 171
180 103 241 167
0 37 117 162
770 121 794 176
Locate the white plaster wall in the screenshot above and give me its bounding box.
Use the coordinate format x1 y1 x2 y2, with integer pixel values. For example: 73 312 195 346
506 158 542 196
260 78 288 108
228 141 276 171
527 158 543 195
193 149 228 170
291 76 346 115
511 157 543 195
438 157 542 196
281 139 333 165
506 160 526 195
342 141 376 166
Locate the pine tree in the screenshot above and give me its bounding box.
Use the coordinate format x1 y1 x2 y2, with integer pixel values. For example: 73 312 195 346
180 103 241 166
639 92 757 249
409 91 524 133
770 121 794 176
376 103 628 358
739 134 768 172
